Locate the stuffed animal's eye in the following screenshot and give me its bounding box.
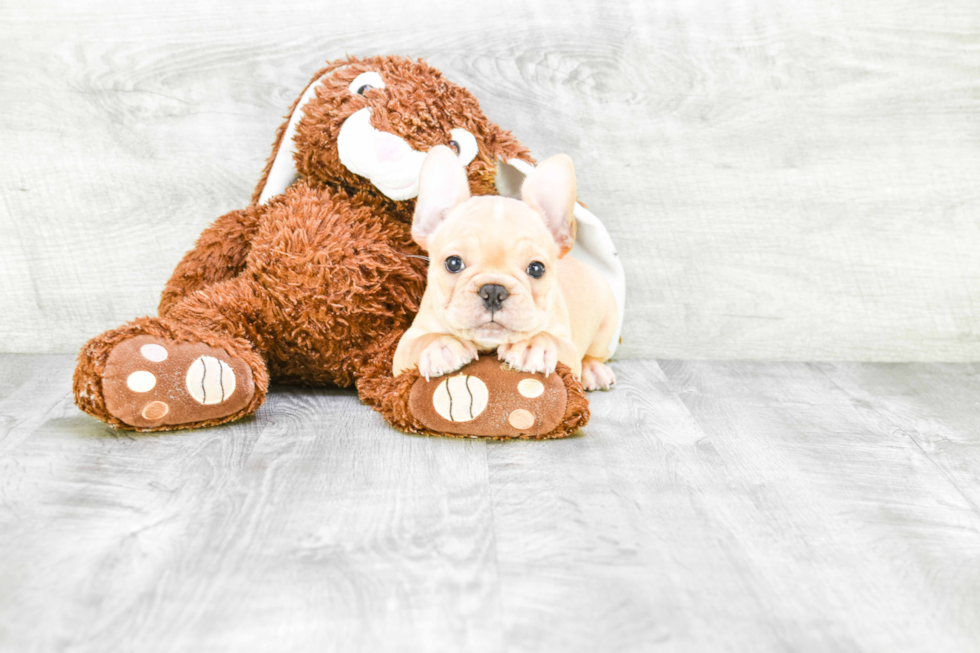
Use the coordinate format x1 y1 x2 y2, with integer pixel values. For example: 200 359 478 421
449 128 478 165
445 256 465 273
348 72 385 96
527 261 545 278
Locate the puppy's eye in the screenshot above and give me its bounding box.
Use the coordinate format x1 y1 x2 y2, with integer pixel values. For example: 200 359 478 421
445 256 465 273
348 72 385 96
448 140 460 155
526 261 545 279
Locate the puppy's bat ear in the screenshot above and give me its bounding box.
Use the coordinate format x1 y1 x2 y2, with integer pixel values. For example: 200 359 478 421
412 145 471 250
521 154 577 257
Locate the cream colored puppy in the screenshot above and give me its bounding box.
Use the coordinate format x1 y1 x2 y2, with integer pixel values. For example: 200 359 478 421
393 146 617 391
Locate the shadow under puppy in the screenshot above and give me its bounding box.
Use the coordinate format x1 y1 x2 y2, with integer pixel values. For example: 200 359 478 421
393 146 617 390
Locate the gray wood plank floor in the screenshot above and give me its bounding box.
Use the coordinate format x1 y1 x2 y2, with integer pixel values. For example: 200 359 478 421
1 355 979 652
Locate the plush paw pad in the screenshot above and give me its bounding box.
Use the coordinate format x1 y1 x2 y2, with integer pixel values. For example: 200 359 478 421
409 356 569 437
431 374 489 422
185 356 237 405
101 336 254 429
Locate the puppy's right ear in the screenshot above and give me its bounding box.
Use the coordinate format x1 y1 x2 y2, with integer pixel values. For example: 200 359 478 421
521 154 577 257
412 145 471 250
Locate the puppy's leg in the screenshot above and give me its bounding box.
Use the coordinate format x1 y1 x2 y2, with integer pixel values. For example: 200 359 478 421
498 333 579 377
498 333 557 375
416 335 479 381
581 356 616 391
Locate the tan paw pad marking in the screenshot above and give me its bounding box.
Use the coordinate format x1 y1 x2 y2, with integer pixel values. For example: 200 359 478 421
126 371 156 393
517 378 544 398
141 401 170 420
186 356 237 405
140 343 168 362
432 374 489 422
508 408 535 430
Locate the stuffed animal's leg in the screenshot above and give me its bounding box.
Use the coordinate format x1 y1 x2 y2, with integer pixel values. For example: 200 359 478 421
355 331 590 440
158 206 264 316
74 277 270 431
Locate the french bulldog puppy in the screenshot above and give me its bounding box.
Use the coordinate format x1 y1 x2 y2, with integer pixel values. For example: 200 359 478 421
392 146 617 391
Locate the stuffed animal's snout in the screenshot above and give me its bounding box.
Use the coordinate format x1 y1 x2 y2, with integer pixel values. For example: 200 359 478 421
337 108 427 200
375 130 410 164
478 283 510 312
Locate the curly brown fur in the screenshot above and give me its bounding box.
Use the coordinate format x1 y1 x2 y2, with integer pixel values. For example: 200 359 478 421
159 203 267 315
74 55 591 437
243 182 428 386
288 56 533 202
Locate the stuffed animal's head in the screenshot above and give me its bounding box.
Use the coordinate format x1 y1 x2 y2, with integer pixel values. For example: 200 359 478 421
253 55 533 205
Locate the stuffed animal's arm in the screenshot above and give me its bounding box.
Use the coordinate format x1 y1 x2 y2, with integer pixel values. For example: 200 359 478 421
158 205 264 316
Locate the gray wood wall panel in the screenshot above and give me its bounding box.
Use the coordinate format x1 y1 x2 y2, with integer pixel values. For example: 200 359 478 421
2 0 979 360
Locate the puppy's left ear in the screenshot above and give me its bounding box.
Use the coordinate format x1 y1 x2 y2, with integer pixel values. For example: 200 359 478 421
412 145 471 250
521 154 577 257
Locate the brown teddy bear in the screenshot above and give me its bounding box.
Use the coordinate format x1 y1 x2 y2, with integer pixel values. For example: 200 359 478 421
72 55 624 439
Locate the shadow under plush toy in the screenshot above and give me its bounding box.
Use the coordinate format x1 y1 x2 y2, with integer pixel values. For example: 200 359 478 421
73 55 625 439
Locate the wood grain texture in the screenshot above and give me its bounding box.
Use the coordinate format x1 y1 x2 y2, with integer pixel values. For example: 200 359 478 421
0 366 500 652
1 0 979 360
2 354 980 651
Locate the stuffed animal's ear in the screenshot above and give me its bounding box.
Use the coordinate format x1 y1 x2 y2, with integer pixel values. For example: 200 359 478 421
251 60 353 205
494 158 529 199
520 154 577 257
412 146 471 250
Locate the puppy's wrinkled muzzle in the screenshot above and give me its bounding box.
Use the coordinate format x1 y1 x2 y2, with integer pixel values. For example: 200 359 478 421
478 284 510 312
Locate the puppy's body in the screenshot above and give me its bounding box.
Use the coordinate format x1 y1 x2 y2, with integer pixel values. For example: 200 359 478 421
558 256 618 366
393 148 617 390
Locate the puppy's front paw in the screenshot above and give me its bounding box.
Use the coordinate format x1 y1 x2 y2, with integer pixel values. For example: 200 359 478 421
498 334 559 375
581 357 616 391
417 336 478 381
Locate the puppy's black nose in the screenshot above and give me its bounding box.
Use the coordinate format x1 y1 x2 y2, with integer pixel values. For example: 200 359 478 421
478 283 509 312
